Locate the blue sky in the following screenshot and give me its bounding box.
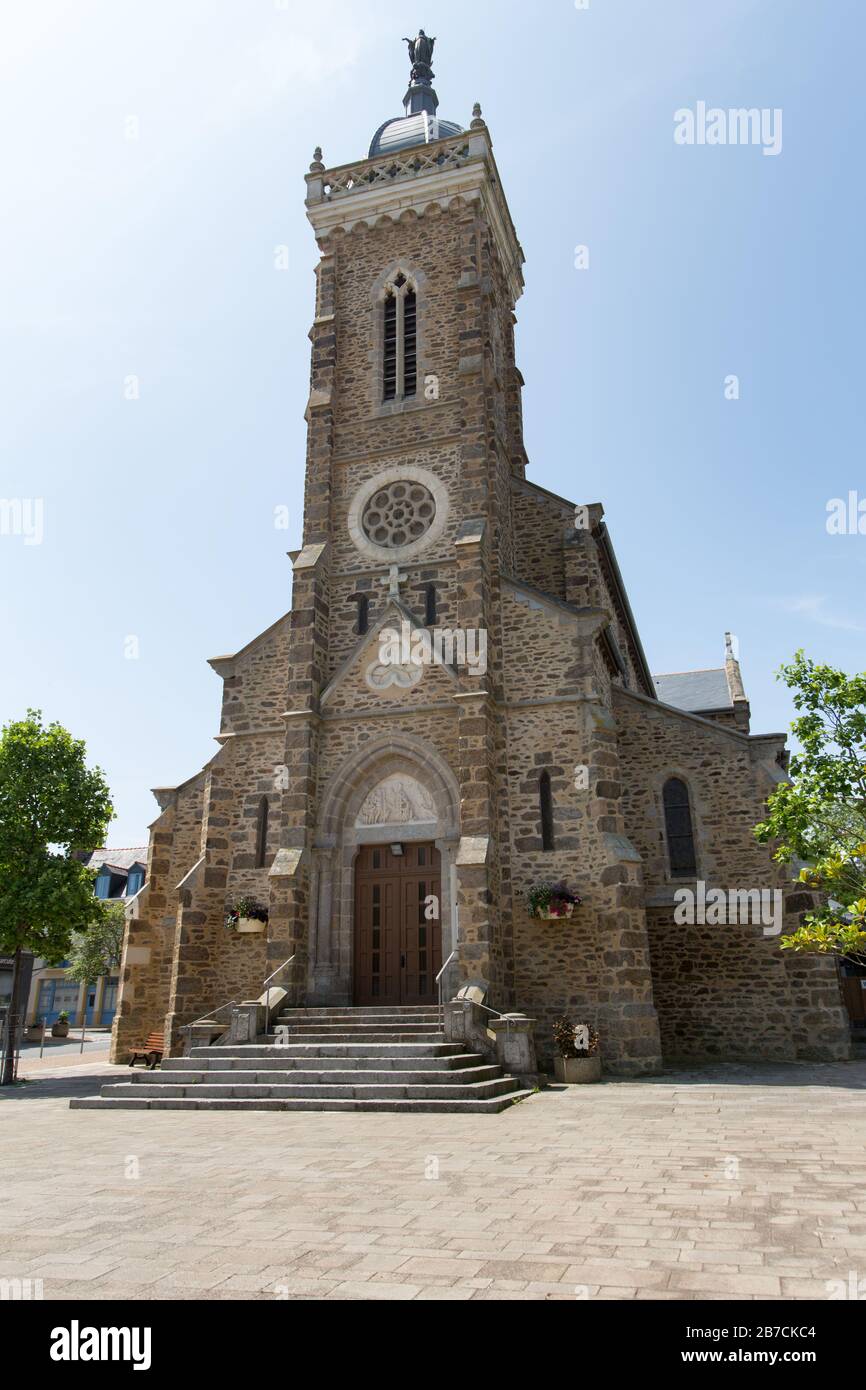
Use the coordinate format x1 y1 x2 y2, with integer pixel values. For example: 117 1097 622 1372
1 0 863 843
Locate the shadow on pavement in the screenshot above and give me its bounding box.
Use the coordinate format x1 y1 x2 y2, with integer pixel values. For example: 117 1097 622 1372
609 1058 866 1090
0 1069 116 1102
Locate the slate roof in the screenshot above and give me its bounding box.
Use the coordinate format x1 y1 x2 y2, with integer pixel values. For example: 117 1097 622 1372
87 847 148 873
653 669 733 713
368 112 463 158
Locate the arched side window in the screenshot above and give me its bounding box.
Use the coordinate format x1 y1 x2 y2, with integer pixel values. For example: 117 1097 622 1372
540 771 555 852
663 777 697 878
383 273 417 403
424 583 437 626
255 796 269 869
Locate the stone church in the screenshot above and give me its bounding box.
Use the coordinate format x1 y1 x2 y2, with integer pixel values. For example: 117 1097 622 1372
110 35 849 1079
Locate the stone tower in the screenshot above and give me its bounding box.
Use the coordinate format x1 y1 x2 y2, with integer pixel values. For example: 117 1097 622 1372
111 36 849 1075
290 42 665 1070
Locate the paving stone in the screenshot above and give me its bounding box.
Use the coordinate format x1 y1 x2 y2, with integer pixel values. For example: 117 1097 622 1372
2 1059 865 1301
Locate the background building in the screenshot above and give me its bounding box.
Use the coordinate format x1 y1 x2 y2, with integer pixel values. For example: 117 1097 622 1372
26 847 147 1028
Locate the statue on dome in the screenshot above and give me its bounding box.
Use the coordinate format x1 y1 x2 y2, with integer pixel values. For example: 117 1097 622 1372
402 29 436 82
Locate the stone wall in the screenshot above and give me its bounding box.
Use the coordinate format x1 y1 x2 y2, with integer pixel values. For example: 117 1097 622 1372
110 126 847 1084
614 687 849 1062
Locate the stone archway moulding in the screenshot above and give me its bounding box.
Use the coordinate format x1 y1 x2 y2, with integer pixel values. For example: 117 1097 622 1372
308 734 461 1005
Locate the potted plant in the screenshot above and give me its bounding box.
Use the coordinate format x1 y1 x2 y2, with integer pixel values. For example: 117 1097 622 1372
225 898 269 934
51 1010 70 1038
24 1019 45 1042
527 880 581 921
552 1017 601 1083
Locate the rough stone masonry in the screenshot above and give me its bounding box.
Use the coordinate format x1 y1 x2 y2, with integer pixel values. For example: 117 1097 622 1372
110 40 849 1074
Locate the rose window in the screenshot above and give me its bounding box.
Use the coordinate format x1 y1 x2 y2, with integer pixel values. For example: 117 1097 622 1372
361 481 436 549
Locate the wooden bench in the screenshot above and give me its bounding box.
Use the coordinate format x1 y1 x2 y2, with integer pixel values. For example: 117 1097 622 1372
129 1032 164 1070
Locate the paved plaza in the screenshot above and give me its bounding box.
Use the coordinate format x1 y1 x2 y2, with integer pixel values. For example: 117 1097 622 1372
2 1059 865 1301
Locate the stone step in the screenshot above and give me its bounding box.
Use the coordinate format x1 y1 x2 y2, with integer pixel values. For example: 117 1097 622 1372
277 1008 442 1021
162 1052 486 1073
264 1030 446 1044
191 1042 460 1059
274 1018 443 1028
270 1029 444 1042
70 1091 533 1115
71 1003 532 1116
93 1076 517 1101
128 1064 503 1087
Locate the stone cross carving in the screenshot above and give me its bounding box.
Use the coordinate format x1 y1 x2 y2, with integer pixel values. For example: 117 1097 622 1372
380 564 408 598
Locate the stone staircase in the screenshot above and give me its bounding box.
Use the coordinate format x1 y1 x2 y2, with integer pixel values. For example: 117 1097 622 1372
70 1007 533 1114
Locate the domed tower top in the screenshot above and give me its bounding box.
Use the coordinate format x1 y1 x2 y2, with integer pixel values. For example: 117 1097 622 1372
368 30 464 158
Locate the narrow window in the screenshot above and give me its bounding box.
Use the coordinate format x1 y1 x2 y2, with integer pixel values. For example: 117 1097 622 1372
403 288 417 397
255 797 269 869
383 292 398 401
382 273 417 403
663 777 697 877
540 771 555 852
356 594 369 635
424 582 437 626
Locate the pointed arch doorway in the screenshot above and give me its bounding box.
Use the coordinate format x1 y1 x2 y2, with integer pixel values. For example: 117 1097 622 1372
354 842 442 1006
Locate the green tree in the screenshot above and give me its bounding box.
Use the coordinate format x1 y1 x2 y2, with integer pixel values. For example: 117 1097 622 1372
0 710 113 1084
755 653 866 967
66 900 126 985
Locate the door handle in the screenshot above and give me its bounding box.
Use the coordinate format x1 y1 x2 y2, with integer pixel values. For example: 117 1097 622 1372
400 954 406 968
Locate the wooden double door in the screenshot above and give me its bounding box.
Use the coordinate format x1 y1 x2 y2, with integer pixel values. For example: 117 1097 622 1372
354 843 442 1006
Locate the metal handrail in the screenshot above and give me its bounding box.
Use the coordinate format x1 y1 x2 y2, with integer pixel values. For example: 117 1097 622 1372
263 956 295 990
461 998 504 1019
262 956 295 1032
436 950 458 1020
435 951 457 985
187 1000 238 1030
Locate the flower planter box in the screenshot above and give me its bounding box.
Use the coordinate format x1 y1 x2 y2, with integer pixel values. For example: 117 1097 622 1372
24 1026 45 1043
534 904 575 921
51 1022 70 1038
236 917 267 934
554 1054 601 1084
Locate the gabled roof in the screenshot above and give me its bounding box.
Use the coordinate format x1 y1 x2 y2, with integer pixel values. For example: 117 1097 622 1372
87 848 148 873
320 597 466 708
653 669 732 713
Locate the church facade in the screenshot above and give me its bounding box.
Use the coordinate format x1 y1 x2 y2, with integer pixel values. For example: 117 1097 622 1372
110 41 849 1073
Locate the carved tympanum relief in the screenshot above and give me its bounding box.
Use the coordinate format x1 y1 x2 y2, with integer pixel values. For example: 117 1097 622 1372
356 774 437 826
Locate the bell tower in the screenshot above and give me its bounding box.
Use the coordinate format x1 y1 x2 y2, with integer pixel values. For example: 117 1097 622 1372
269 34 529 1009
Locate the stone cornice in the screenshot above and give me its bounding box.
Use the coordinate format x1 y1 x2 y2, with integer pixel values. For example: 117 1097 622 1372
207 611 292 679
615 685 754 746
306 128 525 306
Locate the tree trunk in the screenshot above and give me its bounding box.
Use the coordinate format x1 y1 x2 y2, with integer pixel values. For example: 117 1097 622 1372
1 945 22 1086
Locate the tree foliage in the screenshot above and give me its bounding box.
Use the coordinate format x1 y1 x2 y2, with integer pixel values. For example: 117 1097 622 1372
0 710 113 962
66 900 126 984
755 654 866 966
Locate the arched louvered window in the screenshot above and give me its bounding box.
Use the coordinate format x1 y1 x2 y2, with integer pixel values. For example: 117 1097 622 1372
424 583 437 626
540 771 555 852
255 797 269 869
383 273 417 403
663 777 697 878
356 594 369 636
